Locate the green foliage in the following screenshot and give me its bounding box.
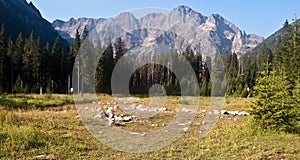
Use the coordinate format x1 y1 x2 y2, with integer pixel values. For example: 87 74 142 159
0 94 74 109
250 67 298 134
13 76 25 93
292 79 300 133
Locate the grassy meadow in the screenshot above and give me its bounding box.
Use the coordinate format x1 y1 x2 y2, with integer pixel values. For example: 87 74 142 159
0 94 299 159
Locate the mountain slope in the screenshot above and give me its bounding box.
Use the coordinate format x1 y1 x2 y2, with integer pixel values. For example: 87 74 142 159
0 0 67 47
52 5 264 55
250 19 300 53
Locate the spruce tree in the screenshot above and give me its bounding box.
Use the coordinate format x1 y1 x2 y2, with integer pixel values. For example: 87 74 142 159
292 79 300 134
115 37 126 63
103 41 114 94
250 65 297 133
50 36 64 92
0 24 5 92
14 33 24 78
23 31 41 92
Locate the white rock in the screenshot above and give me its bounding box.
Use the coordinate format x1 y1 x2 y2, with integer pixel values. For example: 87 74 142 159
181 107 192 113
183 127 189 132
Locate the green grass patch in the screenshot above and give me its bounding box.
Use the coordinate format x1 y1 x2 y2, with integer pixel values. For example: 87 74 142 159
0 94 74 109
0 96 299 159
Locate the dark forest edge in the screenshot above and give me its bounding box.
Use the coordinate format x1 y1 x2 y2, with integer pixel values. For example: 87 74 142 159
0 24 245 97
0 20 298 98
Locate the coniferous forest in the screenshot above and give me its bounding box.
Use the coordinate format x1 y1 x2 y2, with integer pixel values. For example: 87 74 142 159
0 21 299 99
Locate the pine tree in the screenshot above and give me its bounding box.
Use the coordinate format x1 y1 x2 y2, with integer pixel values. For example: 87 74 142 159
210 53 226 97
23 31 41 92
74 29 81 54
103 41 114 94
6 37 14 93
0 24 5 92
50 36 64 93
292 79 300 134
250 65 297 133
14 33 24 79
226 52 239 95
200 59 211 96
115 37 126 63
40 42 51 92
82 26 89 41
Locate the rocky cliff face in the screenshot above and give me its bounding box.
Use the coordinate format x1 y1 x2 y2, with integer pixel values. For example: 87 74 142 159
52 5 264 56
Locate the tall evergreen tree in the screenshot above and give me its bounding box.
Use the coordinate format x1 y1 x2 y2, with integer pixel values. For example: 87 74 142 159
6 37 14 93
250 66 297 133
226 52 239 95
14 33 24 79
103 41 114 94
40 42 51 92
0 24 5 92
82 26 89 41
23 31 41 92
50 36 64 93
115 37 126 63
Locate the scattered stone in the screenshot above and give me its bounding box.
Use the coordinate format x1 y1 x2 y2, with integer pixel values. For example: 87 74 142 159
220 110 250 116
183 127 189 132
75 115 80 119
33 155 49 159
122 116 132 122
201 109 207 113
114 115 132 122
151 124 158 127
237 111 249 116
127 104 167 113
113 105 119 110
181 107 192 113
130 132 146 136
108 118 115 126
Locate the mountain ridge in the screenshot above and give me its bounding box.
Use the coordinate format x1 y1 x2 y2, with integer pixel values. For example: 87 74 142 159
52 5 264 56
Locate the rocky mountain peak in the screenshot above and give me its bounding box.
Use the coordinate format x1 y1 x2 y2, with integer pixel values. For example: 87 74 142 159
52 5 264 56
171 5 207 24
115 12 136 19
174 5 194 15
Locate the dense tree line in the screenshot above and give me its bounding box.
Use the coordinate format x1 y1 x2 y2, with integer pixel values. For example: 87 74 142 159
249 20 300 134
0 22 257 97
94 41 213 96
0 24 73 94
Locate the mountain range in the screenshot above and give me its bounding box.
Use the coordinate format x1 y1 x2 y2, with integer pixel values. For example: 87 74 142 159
52 6 264 56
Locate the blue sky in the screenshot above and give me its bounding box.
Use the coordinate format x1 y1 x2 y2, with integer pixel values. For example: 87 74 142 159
27 0 300 38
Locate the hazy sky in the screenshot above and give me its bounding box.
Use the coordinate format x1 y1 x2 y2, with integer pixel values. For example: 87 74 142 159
26 0 300 38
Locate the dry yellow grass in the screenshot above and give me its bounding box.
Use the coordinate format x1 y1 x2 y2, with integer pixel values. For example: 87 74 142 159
0 95 299 159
